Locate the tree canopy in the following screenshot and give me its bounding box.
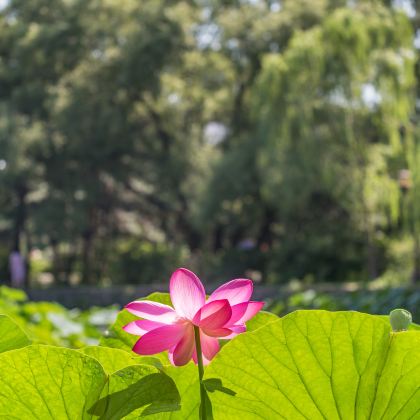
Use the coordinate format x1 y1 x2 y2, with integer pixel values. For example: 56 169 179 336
0 0 419 286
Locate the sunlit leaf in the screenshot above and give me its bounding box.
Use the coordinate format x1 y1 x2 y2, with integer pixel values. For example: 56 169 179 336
89 364 180 419
146 363 199 420
0 314 31 353
80 346 163 374
205 310 420 419
0 344 106 419
245 310 277 332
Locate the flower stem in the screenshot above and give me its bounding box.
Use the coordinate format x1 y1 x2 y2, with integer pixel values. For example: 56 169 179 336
194 326 207 420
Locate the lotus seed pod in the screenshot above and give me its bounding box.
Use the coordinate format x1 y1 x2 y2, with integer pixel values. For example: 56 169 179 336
389 308 412 332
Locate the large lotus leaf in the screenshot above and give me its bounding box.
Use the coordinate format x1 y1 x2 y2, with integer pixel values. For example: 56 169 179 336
204 310 420 419
89 364 181 419
410 322 420 330
103 310 420 420
245 310 277 331
0 344 106 419
80 346 163 374
0 314 31 353
145 363 200 419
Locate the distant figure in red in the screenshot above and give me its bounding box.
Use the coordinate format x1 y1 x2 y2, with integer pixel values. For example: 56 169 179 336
9 250 26 288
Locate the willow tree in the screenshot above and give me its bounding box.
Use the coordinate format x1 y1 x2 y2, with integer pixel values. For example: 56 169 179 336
252 2 415 280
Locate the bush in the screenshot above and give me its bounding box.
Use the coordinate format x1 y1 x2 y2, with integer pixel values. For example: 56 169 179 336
109 239 187 284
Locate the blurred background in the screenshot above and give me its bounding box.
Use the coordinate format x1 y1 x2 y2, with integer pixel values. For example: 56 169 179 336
0 0 420 331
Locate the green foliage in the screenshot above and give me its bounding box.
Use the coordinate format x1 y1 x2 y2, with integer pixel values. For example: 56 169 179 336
2 0 420 410
80 346 162 374
266 286 420 322
0 286 117 347
0 290 420 419
101 304 420 419
0 345 107 419
0 314 31 353
205 311 420 419
89 365 180 419
0 344 179 419
109 240 186 285
148 363 199 420
0 0 419 286
247 3 414 281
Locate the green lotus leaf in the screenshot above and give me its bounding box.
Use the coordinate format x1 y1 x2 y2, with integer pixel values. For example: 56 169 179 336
0 314 31 353
89 364 180 419
204 310 420 419
0 344 106 419
80 346 163 374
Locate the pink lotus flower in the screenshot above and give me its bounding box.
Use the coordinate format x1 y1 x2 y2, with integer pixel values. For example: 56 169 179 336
123 268 264 366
